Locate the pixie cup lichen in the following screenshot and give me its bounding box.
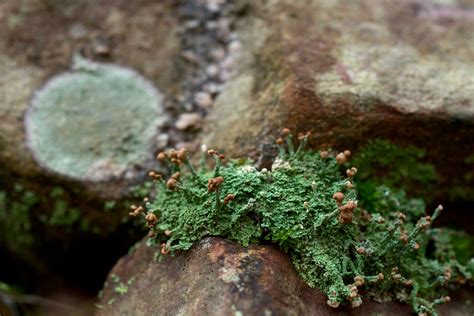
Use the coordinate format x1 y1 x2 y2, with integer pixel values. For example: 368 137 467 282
132 129 472 315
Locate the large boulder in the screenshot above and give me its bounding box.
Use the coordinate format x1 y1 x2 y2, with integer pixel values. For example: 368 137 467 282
97 237 473 315
204 0 474 205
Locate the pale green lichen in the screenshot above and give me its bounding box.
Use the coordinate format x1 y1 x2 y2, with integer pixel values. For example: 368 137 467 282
25 55 163 180
134 131 472 315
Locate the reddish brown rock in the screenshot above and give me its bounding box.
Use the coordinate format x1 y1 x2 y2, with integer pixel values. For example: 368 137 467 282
97 237 473 316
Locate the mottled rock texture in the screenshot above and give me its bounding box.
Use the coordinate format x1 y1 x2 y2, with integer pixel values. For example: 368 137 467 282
204 0 474 204
97 237 472 316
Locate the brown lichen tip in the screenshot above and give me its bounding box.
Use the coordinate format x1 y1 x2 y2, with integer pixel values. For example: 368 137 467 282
145 213 158 228
166 178 178 190
276 137 284 145
326 300 339 308
223 193 235 205
444 267 452 281
156 152 167 162
336 152 347 164
168 149 178 159
320 150 329 158
349 286 358 298
332 192 345 203
281 127 291 136
297 131 311 140
148 170 162 180
417 216 432 230
400 233 409 244
129 205 145 217
177 148 188 161
160 243 170 255
208 176 224 192
338 201 356 224
170 157 181 165
207 149 218 156
171 172 181 181
395 212 407 222
354 276 365 286
346 167 358 178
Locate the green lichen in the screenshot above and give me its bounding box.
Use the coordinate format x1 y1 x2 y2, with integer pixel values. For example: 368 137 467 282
26 54 163 180
135 132 472 315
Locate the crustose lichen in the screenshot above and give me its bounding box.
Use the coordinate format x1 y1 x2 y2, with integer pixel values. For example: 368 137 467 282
131 129 473 315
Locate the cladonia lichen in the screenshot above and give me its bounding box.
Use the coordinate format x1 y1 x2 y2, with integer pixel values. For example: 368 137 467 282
132 129 473 315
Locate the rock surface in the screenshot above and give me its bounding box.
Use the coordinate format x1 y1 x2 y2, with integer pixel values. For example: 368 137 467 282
204 0 474 204
97 237 472 316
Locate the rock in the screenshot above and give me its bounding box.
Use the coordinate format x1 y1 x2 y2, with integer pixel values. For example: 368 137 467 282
203 0 474 204
0 0 182 291
97 237 472 316
175 112 203 130
194 91 214 108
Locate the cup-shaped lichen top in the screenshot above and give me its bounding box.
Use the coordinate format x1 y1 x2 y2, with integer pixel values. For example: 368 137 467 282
26 56 163 181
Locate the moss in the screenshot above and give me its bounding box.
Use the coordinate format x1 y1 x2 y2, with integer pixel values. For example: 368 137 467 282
352 139 438 201
0 184 100 253
449 154 474 202
0 185 38 250
110 274 134 296
434 229 474 266
103 200 117 212
133 132 472 315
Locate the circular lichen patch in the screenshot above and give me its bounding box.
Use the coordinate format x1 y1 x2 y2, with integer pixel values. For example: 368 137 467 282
26 56 163 181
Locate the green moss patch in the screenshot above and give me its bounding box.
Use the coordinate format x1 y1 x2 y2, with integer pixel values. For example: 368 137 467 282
352 139 437 200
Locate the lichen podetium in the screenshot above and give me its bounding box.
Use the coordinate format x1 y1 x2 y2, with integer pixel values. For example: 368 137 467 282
132 129 473 315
